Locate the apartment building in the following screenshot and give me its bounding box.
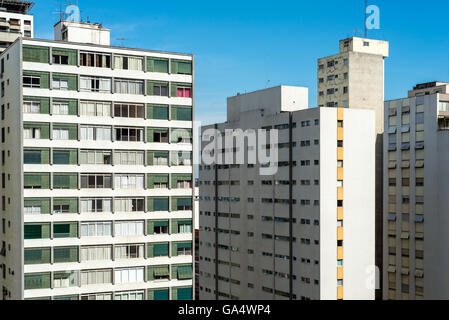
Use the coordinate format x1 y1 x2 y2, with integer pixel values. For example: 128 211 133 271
383 81 449 300
198 86 375 300
318 37 389 298
0 21 194 300
0 0 34 51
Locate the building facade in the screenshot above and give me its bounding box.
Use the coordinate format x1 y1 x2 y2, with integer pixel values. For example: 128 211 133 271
383 82 449 300
318 37 389 298
0 0 34 51
0 22 195 300
198 86 375 300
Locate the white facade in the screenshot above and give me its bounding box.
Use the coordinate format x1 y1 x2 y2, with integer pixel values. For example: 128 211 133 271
0 35 195 300
54 21 110 46
198 86 375 300
383 82 449 300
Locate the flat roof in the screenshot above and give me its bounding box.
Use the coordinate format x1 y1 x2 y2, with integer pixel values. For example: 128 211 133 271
21 37 194 58
0 0 34 14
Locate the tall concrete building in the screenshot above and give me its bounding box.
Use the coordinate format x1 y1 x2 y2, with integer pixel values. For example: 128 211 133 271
0 21 195 300
198 86 376 300
318 37 389 298
383 82 449 300
0 0 34 51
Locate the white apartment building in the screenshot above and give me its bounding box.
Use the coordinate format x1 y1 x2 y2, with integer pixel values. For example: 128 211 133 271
318 37 389 298
198 86 375 300
0 0 34 51
0 21 194 300
383 82 449 300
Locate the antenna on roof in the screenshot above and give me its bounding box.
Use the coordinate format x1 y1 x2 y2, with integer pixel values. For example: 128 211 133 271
266 55 270 88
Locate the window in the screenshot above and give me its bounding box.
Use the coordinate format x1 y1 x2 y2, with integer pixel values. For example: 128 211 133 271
115 291 144 300
149 82 168 96
52 103 69 115
81 174 112 189
53 149 76 165
114 104 144 118
115 127 144 142
114 267 144 284
24 149 43 164
52 54 69 65
81 222 112 237
80 150 112 165
81 269 112 286
149 129 169 143
152 221 169 234
52 78 69 91
114 198 144 213
115 221 144 236
80 101 111 117
80 76 111 93
23 75 40 88
81 198 112 213
114 151 144 165
176 86 192 98
178 221 192 234
52 128 69 140
114 174 144 189
23 101 40 114
114 79 144 95
114 55 143 71
80 52 111 68
80 125 112 141
115 244 144 260
81 246 112 261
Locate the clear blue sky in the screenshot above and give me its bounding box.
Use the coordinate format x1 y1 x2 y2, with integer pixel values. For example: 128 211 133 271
32 0 449 125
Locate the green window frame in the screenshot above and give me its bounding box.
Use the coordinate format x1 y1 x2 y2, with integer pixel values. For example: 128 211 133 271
24 247 51 265
171 219 192 234
24 272 51 290
147 57 169 73
23 45 49 63
52 48 78 65
175 287 193 300
24 148 50 164
23 122 50 139
24 223 50 240
53 198 78 214
23 96 50 114
146 127 169 143
148 288 169 300
171 197 193 211
171 106 192 121
53 149 78 165
171 242 192 257
52 98 78 115
170 151 192 166
171 174 192 189
53 246 79 263
147 81 169 96
147 220 169 235
52 123 78 140
53 295 79 301
147 151 169 166
52 73 78 91
147 243 169 258
146 104 169 120
24 173 50 189
53 222 78 238
23 71 50 89
170 128 192 143
170 82 192 98
171 264 193 280
147 197 169 212
24 198 51 215
53 173 78 189
147 265 170 281
146 174 169 189
171 60 192 75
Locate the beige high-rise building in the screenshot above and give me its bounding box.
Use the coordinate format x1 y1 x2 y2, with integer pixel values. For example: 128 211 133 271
198 86 376 300
384 82 449 300
318 37 389 298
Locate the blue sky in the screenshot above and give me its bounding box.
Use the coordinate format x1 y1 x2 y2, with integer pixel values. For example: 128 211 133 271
32 0 449 125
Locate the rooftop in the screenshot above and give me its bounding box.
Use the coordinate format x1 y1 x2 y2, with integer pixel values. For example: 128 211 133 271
0 0 34 14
